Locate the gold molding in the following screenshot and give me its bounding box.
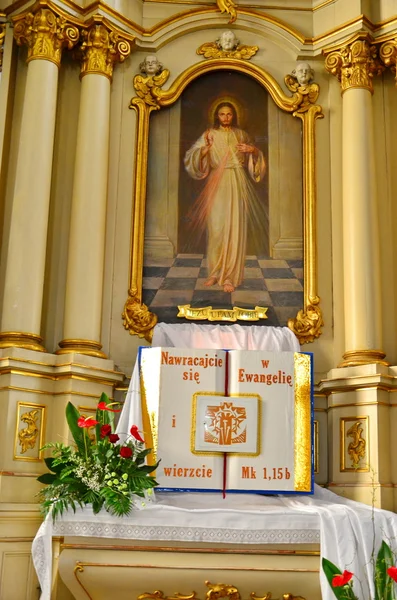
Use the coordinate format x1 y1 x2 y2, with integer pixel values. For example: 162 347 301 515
78 15 133 80
328 481 393 488
74 563 315 599
340 416 369 472
0 355 124 376
56 338 107 358
323 32 384 95
0 469 42 476
123 60 323 343
14 401 46 461
0 331 46 352
3 0 397 54
0 385 114 398
0 22 5 71
328 401 390 409
338 349 389 367
0 365 118 385
73 561 319 573
13 1 79 67
61 543 320 555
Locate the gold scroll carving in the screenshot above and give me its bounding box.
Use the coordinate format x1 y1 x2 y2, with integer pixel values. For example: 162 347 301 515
18 409 40 453
324 33 383 95
123 61 323 345
197 41 258 61
0 23 5 71
340 416 369 473
347 421 366 468
79 17 133 80
134 586 307 600
379 37 397 85
13 3 79 67
216 0 237 24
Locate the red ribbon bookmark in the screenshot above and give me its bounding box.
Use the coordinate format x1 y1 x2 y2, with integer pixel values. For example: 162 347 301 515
222 351 229 499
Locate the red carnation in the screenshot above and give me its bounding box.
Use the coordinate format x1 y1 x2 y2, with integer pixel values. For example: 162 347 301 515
109 434 120 444
97 401 121 413
387 566 397 582
77 416 99 428
100 424 112 438
130 425 145 443
332 571 353 587
120 446 133 458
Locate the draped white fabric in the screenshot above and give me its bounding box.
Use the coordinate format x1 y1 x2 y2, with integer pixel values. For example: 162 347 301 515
117 323 299 439
32 486 397 600
152 322 300 351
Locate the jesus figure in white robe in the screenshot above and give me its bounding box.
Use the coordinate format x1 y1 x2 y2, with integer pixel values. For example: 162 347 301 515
184 102 266 293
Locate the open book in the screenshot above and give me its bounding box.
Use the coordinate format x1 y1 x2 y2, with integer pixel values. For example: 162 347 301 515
139 347 313 494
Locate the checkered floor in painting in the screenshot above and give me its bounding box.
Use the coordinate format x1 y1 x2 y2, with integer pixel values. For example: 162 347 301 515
142 254 303 327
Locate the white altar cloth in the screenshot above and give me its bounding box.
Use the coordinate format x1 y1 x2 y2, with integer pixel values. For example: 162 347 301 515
32 485 397 600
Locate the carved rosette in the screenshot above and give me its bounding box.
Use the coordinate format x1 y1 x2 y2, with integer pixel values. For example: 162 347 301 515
324 36 383 94
379 37 397 84
197 42 258 61
79 21 132 80
13 6 79 67
0 23 5 71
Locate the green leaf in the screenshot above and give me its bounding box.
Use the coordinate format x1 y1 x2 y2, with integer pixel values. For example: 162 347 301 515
37 473 57 485
44 457 63 473
322 559 357 600
65 402 86 455
375 541 396 600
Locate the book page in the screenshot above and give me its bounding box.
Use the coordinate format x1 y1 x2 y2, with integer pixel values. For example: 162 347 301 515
140 347 226 491
227 350 297 491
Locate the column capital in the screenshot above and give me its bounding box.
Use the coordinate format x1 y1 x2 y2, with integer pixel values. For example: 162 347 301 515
78 17 133 81
13 2 79 68
379 37 397 85
323 33 383 95
0 21 5 71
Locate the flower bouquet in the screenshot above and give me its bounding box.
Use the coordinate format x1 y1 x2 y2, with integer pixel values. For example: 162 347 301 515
37 393 159 521
323 541 397 600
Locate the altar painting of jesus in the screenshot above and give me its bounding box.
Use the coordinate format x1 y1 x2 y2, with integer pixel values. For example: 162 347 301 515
184 102 266 293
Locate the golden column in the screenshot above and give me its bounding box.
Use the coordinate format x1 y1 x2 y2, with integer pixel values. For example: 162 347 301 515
0 4 79 352
324 34 387 367
57 18 132 357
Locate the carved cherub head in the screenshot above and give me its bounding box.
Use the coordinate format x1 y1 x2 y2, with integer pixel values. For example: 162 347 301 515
139 54 163 76
292 61 314 85
216 30 239 52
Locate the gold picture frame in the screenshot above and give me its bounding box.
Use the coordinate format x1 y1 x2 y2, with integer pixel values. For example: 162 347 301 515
14 401 46 461
122 59 324 344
